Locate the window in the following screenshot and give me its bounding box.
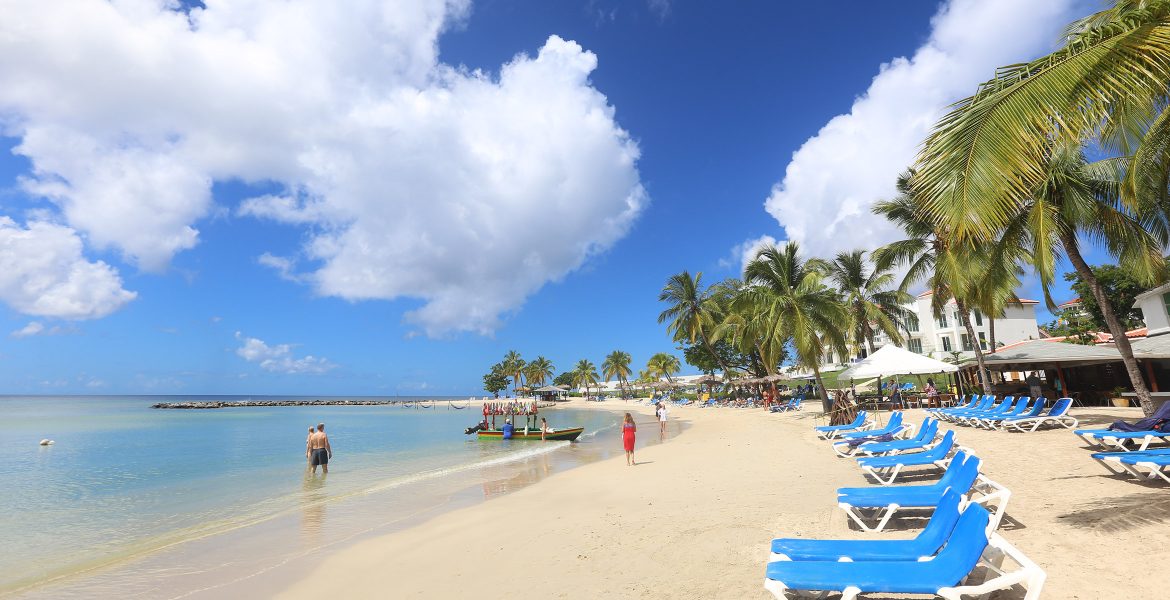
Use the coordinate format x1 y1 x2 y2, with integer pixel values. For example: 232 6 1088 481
941 336 952 352
974 310 983 326
937 313 948 328
905 315 919 333
1163 292 1170 319
908 338 923 354
978 331 988 350
961 333 973 351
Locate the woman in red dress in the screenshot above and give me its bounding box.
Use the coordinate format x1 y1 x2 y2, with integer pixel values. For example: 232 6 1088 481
622 412 637 466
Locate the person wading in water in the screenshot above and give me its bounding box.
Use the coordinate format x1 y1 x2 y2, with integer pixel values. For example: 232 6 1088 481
308 422 332 475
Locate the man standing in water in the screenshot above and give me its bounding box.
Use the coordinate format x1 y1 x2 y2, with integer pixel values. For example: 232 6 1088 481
309 422 332 474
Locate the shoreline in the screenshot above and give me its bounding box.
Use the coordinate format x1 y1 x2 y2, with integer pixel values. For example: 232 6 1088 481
273 402 1164 599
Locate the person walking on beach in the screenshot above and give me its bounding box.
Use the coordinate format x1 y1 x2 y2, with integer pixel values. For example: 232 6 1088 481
658 402 669 433
305 426 316 464
622 412 636 466
308 422 332 475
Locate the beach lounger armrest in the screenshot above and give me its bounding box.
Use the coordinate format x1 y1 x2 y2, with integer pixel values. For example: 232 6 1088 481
936 533 1046 600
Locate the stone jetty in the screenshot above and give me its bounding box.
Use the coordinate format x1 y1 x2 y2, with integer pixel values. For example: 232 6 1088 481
152 399 419 409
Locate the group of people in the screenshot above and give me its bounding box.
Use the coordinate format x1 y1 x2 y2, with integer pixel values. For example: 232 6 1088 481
305 423 332 474
500 416 555 440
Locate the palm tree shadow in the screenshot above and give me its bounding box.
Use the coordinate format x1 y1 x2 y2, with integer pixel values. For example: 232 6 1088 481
1057 491 1170 532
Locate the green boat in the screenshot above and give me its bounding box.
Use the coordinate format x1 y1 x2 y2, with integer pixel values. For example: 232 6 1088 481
474 426 584 441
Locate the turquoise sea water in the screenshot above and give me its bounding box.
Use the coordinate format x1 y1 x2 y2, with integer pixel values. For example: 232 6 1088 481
2 396 648 598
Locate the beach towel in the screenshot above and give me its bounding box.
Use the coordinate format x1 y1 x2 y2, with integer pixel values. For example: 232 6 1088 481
1109 400 1170 433
846 433 895 447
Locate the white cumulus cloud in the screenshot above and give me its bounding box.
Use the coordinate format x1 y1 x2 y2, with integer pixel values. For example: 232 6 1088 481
234 332 336 375
759 0 1091 259
0 1 645 335
11 322 44 338
0 218 136 319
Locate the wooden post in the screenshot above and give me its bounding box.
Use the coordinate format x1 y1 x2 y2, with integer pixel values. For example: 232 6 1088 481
1056 366 1068 398
1144 360 1160 393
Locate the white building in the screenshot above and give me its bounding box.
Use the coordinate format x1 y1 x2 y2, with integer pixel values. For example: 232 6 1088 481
822 291 1042 367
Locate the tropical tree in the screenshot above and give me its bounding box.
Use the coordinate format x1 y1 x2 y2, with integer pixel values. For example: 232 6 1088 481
658 271 733 375
572 359 600 398
993 141 1168 414
739 241 848 408
483 362 509 398
646 352 681 383
822 249 912 355
602 350 633 397
525 356 554 388
501 350 526 395
913 2 1170 242
872 172 993 393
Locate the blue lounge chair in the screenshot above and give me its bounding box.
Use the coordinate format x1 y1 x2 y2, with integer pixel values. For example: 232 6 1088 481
1001 398 1077 432
833 418 938 458
1091 448 1170 476
946 395 1004 423
1075 428 1170 452
838 412 908 441
1117 453 1170 484
937 395 995 422
836 451 1010 532
955 396 1017 426
925 394 979 419
764 502 1046 600
815 411 871 440
856 430 957 485
980 397 1042 430
769 489 964 562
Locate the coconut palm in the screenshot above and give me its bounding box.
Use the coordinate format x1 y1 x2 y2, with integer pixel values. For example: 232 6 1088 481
740 241 848 408
658 271 733 375
872 173 993 393
712 278 785 379
994 141 1168 414
525 356 554 388
822 249 912 356
572 359 600 398
602 350 633 398
647 352 681 383
501 350 526 395
913 2 1170 241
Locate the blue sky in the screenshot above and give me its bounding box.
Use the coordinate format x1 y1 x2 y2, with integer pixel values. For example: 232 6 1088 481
0 0 1105 395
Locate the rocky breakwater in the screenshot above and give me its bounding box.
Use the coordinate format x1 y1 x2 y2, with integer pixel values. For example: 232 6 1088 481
152 399 408 409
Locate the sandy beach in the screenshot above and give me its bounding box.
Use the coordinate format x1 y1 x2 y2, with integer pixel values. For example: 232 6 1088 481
271 401 1167 599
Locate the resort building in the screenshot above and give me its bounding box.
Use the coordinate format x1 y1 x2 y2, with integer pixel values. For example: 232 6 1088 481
821 291 1042 367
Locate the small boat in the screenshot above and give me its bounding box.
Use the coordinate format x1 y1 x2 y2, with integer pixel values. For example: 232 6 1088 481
476 426 584 442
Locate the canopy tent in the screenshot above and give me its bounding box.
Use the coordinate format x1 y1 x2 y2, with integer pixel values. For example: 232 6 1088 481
838 345 958 380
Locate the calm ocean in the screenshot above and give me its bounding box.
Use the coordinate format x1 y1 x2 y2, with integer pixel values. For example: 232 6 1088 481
2 396 649 598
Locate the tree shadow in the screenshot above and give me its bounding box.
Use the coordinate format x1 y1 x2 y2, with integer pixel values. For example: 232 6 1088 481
1057 491 1170 532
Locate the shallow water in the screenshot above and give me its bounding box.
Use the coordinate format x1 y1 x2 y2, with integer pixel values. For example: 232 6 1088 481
2 396 652 598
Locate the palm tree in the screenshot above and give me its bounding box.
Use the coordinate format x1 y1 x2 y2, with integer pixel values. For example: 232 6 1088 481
872 172 993 393
740 241 848 409
822 249 912 356
658 271 733 375
572 359 600 398
526 356 554 388
913 2 1170 242
602 350 633 398
995 141 1168 414
647 352 681 383
501 350 526 396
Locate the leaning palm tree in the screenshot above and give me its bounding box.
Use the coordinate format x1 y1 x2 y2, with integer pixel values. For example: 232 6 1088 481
822 249 912 356
647 352 681 383
914 2 1170 242
996 141 1168 415
526 356 554 388
602 350 633 398
501 350 526 395
658 271 733 375
740 241 848 409
573 359 600 398
872 172 993 393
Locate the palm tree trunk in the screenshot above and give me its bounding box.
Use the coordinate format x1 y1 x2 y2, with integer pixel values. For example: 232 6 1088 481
1059 229 1155 416
811 363 830 413
699 329 733 376
955 299 991 393
988 314 996 352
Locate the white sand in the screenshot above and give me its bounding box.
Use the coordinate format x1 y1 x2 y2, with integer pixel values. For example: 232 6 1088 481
276 401 1166 599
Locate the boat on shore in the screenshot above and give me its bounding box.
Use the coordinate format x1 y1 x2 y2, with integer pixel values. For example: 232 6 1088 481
475 426 584 441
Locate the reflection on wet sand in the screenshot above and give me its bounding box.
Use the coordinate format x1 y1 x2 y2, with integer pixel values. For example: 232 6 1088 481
480 450 555 499
300 470 328 544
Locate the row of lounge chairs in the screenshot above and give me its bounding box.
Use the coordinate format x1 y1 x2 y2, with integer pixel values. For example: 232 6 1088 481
928 394 1078 432
1078 400 1170 483
769 414 1045 599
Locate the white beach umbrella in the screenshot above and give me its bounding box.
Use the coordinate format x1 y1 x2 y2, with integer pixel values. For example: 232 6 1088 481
837 345 958 380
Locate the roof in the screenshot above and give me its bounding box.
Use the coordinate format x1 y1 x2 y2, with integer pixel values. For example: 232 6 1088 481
1133 282 1170 304
1057 298 1082 309
1131 335 1170 358
982 338 1125 369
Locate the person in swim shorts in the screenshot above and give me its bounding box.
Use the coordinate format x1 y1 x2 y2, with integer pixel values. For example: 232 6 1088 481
308 422 332 474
